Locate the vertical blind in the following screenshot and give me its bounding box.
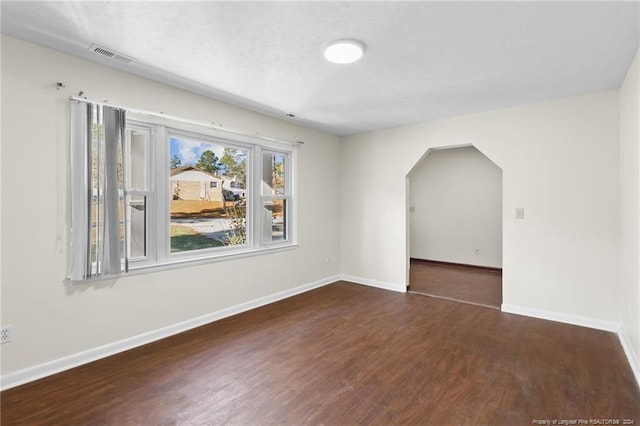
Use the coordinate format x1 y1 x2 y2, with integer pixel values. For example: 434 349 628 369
69 100 128 281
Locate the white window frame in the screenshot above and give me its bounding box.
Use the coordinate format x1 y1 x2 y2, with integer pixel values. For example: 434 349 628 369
123 112 297 273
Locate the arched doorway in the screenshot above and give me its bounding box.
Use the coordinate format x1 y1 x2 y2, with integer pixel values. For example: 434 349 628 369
407 145 503 308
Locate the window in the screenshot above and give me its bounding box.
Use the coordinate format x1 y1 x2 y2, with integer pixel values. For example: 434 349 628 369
168 133 249 254
262 151 290 242
124 125 152 261
69 100 296 282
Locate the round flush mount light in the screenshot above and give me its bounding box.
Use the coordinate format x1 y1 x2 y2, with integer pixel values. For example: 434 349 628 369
324 39 365 64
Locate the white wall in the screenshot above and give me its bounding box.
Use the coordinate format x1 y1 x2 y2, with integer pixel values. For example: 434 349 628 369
0 36 341 377
620 47 640 368
341 90 620 323
409 146 502 268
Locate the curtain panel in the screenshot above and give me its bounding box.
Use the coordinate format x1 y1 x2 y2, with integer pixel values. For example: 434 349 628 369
68 100 128 282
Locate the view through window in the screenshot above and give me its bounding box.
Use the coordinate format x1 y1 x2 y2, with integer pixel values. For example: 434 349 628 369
169 136 248 253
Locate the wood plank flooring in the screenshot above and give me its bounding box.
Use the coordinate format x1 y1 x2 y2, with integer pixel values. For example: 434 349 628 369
2 281 638 425
409 259 503 308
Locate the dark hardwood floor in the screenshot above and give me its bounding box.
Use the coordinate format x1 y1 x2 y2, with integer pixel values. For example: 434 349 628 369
2 282 638 425
409 258 503 309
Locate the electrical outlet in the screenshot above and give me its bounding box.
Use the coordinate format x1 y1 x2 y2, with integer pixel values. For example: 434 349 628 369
475 248 480 255
325 257 331 266
1 326 12 344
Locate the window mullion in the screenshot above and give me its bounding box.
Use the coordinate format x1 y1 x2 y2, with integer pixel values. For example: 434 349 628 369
253 145 264 248
245 144 256 249
288 149 296 243
145 126 157 264
155 125 170 264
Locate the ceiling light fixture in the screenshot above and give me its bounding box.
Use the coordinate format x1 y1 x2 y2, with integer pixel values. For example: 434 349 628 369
324 39 365 64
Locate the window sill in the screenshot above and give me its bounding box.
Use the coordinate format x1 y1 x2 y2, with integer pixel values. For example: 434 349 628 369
65 243 299 286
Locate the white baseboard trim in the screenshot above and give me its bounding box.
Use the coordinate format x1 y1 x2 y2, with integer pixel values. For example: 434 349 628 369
0 274 341 391
617 324 640 389
340 274 407 293
501 304 619 332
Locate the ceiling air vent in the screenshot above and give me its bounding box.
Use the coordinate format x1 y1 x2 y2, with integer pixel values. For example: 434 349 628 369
88 44 135 64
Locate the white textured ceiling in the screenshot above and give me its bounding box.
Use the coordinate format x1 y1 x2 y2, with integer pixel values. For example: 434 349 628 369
2 1 639 136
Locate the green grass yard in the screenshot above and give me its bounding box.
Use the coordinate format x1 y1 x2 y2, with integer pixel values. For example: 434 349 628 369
170 224 225 252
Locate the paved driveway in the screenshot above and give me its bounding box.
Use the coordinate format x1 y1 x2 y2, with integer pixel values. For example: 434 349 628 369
173 217 234 241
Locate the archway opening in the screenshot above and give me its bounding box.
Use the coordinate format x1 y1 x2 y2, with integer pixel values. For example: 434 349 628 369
407 145 503 309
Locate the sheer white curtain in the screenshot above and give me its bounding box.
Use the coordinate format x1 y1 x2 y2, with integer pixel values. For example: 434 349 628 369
69 100 128 281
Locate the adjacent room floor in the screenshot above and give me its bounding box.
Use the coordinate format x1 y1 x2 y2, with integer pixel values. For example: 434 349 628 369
409 258 503 309
1 282 638 425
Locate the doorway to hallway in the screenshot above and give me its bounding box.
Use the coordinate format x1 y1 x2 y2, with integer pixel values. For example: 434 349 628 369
407 145 503 309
